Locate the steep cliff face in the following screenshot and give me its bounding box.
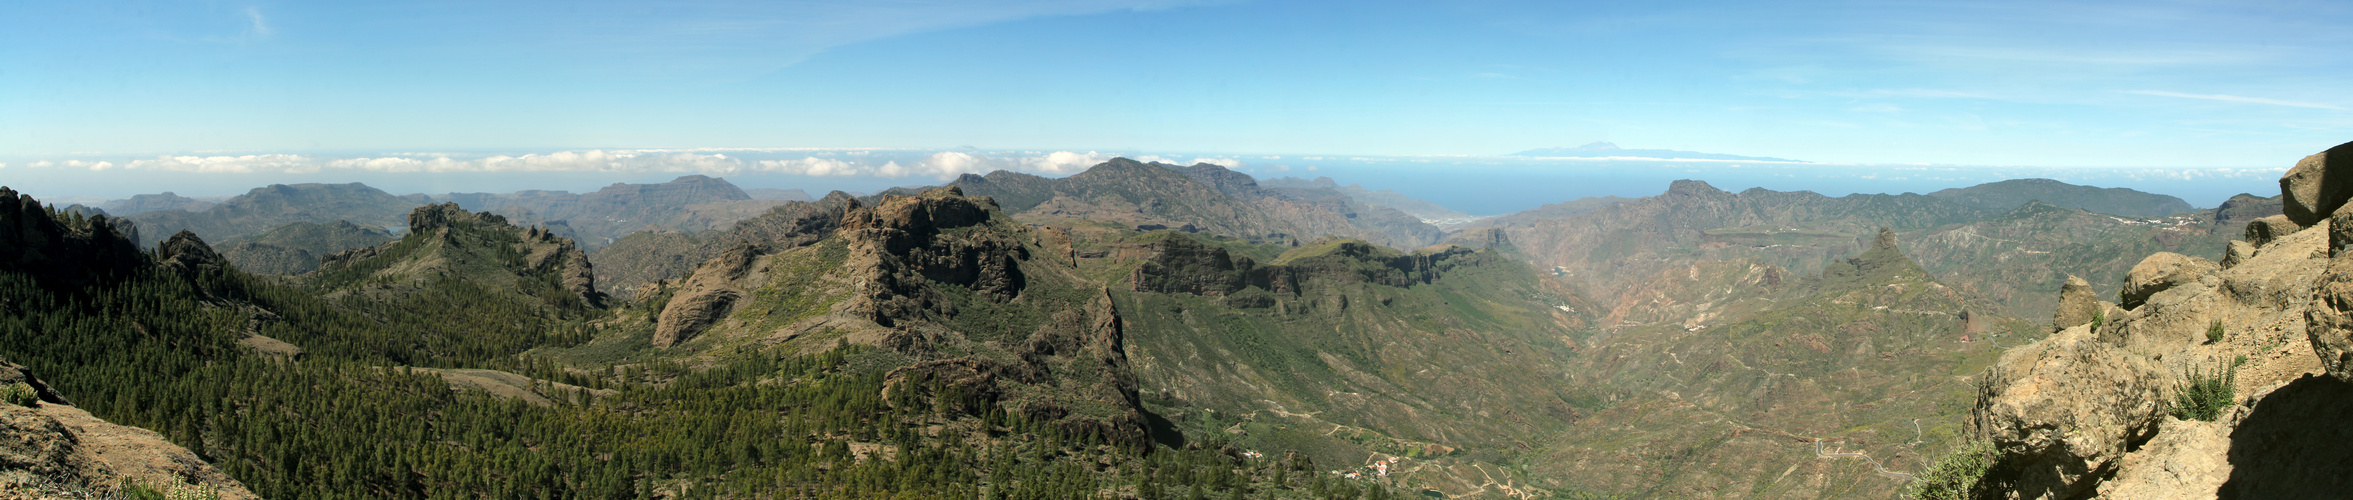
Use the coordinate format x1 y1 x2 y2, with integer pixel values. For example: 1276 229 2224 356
1964 140 2353 499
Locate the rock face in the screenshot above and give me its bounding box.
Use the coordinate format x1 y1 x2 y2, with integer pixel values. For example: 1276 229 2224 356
0 360 257 499
2120 252 2218 309
2052 275 2100 331
838 187 1027 326
2278 140 2353 226
651 243 765 348
1976 325 2169 500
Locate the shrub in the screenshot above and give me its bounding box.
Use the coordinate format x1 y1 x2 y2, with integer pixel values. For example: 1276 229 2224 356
2090 310 2106 331
0 382 36 407
2170 361 2237 422
2205 320 2226 344
1908 439 1998 500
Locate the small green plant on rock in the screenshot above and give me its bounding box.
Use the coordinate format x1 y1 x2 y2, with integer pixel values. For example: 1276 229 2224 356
1908 439 1998 500
2170 361 2238 422
0 382 37 407
2090 310 2106 331
2205 320 2226 344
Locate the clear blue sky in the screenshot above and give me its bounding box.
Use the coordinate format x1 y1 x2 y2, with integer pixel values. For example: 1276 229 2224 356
2 1 2349 206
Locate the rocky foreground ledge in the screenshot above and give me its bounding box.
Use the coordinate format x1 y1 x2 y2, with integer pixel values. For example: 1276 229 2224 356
1 359 258 500
1968 140 2353 499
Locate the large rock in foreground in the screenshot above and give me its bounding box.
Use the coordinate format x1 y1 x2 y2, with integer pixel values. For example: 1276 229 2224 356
1975 325 2168 500
2279 140 2353 226
2121 252 2218 309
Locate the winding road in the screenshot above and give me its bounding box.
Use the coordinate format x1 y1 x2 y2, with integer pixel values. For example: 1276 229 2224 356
1813 440 1920 482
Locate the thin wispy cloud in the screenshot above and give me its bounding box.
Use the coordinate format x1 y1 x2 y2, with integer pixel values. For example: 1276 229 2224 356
2122 90 2347 111
244 6 271 37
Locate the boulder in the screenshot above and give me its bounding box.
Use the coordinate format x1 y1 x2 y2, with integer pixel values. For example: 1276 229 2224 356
2121 252 2218 309
2221 240 2256 269
2053 275 2100 332
2246 215 2303 248
2277 140 2353 226
2306 257 2353 382
1975 325 2168 499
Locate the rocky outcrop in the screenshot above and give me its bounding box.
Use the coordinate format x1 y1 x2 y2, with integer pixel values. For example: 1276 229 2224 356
157 230 227 277
2280 140 2353 226
1977 325 2169 499
2120 252 2218 310
2221 240 2256 269
0 187 146 288
651 243 764 348
2052 275 2099 331
1973 140 2353 499
0 360 257 499
2244 214 2302 248
840 188 1027 326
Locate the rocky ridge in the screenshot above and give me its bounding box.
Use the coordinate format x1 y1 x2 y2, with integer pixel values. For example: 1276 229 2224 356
1967 139 2353 499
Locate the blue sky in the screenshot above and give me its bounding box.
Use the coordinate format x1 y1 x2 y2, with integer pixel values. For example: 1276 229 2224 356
2 1 2349 209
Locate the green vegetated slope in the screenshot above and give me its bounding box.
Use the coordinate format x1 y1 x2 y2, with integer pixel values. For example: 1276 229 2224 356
1905 201 2244 320
10 186 1402 499
125 182 422 247
1526 230 2033 499
214 220 397 275
1104 233 1607 495
1465 179 2270 328
1926 178 2196 218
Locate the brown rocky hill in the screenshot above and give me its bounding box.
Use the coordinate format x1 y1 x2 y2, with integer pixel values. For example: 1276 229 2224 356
1959 139 2353 499
431 175 787 250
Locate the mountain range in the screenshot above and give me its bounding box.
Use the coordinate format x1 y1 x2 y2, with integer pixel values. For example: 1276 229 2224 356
4 147 2332 499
